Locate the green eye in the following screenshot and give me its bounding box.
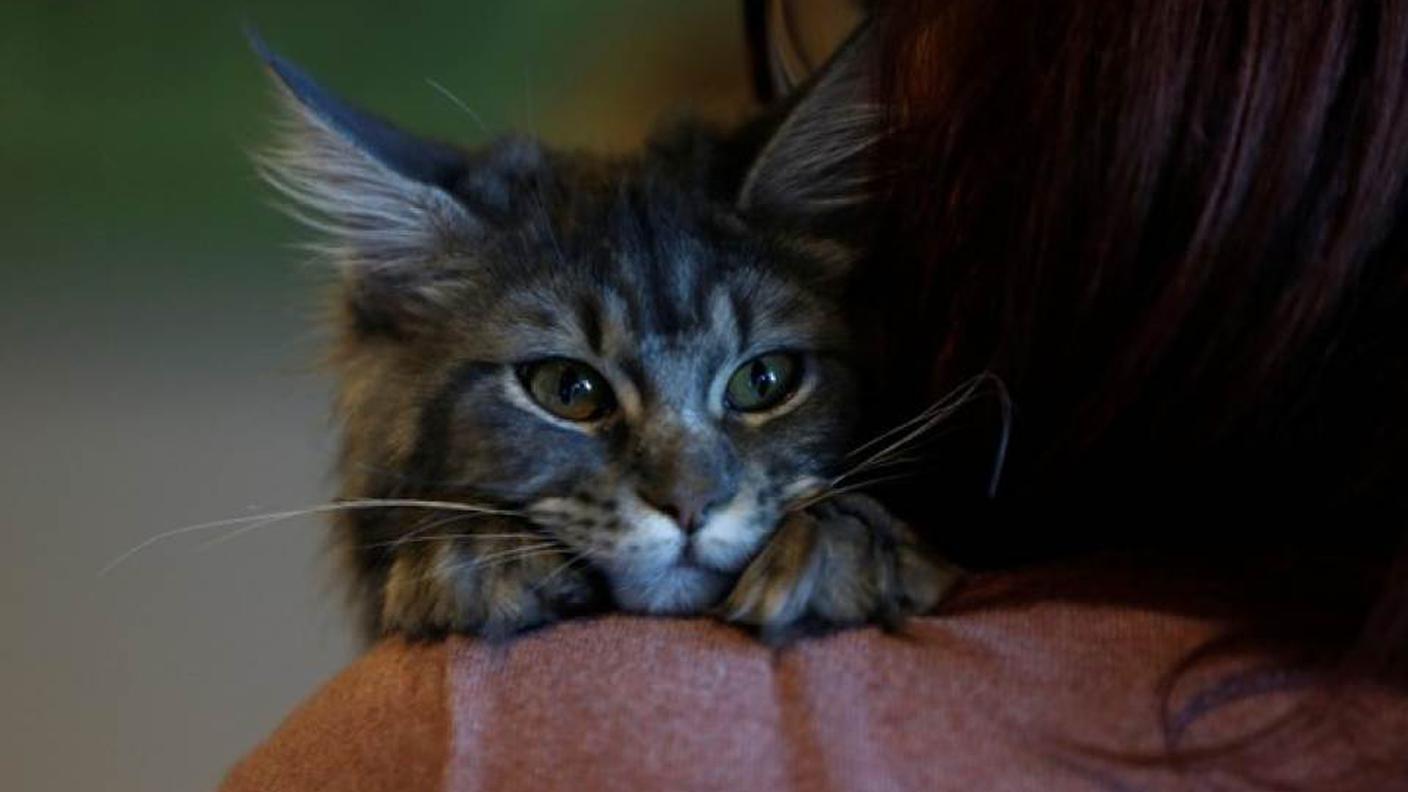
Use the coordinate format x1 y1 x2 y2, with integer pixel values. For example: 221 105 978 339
519 359 616 422
725 352 803 412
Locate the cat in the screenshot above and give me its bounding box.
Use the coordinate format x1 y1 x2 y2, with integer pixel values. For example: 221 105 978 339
251 25 959 641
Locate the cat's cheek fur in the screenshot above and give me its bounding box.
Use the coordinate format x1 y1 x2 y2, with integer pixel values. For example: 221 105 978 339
378 533 599 639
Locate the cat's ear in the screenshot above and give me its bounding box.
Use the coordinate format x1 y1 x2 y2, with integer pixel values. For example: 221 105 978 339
756 0 806 101
737 22 880 227
250 31 483 275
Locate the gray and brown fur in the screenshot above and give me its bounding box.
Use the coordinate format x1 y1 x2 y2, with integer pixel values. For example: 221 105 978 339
252 26 957 641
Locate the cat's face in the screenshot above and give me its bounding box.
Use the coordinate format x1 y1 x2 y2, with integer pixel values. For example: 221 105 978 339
378 160 854 612
252 30 874 621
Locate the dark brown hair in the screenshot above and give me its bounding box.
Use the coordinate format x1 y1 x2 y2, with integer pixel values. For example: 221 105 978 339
860 0 1408 784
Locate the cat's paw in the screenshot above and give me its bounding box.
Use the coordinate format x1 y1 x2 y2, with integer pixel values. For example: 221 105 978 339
721 493 961 640
378 529 599 640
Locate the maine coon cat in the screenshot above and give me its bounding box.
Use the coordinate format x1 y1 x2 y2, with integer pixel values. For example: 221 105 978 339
253 26 958 640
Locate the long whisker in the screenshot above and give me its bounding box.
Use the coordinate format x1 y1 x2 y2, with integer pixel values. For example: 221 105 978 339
787 472 919 512
844 372 996 460
838 418 973 485
199 511 494 553
422 543 564 584
833 374 991 467
395 510 489 548
531 184 569 269
471 542 561 565
362 531 544 550
365 508 523 552
827 371 1012 499
830 405 966 489
100 498 521 576
535 550 594 589
424 78 491 136
826 453 929 490
431 543 560 574
986 375 1013 498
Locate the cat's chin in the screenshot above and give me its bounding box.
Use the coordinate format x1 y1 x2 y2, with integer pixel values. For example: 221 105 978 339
609 563 732 615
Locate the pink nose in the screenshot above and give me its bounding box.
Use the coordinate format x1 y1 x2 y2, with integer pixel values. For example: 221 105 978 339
637 491 712 534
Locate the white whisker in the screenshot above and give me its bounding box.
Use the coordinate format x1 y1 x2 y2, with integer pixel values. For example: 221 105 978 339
787 473 918 512
362 531 543 550
824 371 1012 499
844 373 994 460
421 543 564 584
986 375 1013 498
424 77 491 136
536 550 594 589
100 498 520 576
366 509 517 552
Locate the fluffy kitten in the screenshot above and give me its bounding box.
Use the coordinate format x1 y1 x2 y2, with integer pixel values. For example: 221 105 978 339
253 27 958 641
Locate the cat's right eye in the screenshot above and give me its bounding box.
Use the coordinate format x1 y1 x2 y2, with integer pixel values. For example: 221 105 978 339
518 359 616 422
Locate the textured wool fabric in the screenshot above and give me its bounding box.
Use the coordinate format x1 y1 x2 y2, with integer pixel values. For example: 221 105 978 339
222 640 451 792
221 569 1408 791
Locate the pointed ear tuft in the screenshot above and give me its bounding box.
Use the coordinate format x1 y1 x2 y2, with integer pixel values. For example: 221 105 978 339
738 22 881 227
249 29 479 267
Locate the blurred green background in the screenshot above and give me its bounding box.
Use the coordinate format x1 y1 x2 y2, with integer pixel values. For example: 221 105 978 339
0 2 755 790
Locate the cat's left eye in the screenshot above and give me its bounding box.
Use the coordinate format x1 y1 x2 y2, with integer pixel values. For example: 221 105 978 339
725 352 804 413
519 359 616 422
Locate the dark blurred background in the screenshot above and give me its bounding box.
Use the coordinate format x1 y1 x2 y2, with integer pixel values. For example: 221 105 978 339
1 2 770 789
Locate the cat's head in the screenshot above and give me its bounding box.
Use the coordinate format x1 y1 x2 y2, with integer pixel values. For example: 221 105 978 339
253 29 877 615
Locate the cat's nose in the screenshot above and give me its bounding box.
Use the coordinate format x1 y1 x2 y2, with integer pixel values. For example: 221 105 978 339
637 490 720 535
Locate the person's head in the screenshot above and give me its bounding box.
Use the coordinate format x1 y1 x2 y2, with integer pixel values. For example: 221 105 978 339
844 1 1408 785
864 0 1408 558
856 0 1408 778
